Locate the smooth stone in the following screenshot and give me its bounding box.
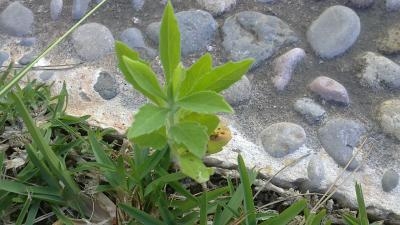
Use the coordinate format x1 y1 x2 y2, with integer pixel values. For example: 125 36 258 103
318 118 365 170
146 10 217 56
93 71 119 100
0 2 34 36
387 0 400 11
378 99 400 141
39 71 54 81
307 5 360 59
260 122 306 158
0 51 9 67
72 0 90 20
196 0 236 15
377 25 400 55
120 28 156 59
294 97 326 124
79 91 91 101
357 52 400 89
349 0 375 8
309 76 350 105
50 0 63 20
222 11 297 68
131 0 145 11
72 23 115 61
222 76 251 106
307 156 325 187
382 169 399 192
19 37 36 47
272 48 306 91
18 52 35 65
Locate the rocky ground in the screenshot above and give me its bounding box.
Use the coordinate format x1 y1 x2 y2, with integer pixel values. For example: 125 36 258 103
1 0 400 223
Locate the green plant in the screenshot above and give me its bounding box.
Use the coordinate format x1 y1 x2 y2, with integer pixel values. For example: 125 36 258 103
115 0 253 183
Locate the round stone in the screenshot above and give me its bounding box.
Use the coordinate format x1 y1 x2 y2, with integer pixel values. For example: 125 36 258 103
18 52 36 65
307 5 360 59
120 28 156 59
0 51 9 67
378 99 400 141
50 0 63 20
309 76 350 105
222 11 297 68
0 2 34 36
222 76 251 106
294 97 326 124
72 23 114 61
131 0 145 11
318 118 365 170
349 0 375 8
377 25 400 55
260 122 306 158
93 71 119 100
307 156 325 187
19 37 36 47
196 0 236 15
386 0 400 11
382 169 399 192
72 0 90 20
39 71 54 81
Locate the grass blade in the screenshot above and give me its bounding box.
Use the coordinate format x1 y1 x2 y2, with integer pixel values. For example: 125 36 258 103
355 183 369 225
238 155 256 225
16 196 32 225
119 204 165 225
199 191 207 225
157 192 176 225
342 214 359 225
260 199 307 225
24 200 40 225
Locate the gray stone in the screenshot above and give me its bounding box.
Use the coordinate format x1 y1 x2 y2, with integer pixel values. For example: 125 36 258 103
72 23 115 61
294 97 326 124
307 156 325 187
349 0 375 8
93 71 119 100
0 2 34 36
196 0 236 15
357 52 400 89
318 118 365 170
309 76 350 105
273 48 306 91
307 5 360 59
120 28 156 59
378 99 400 141
50 0 63 20
386 0 400 11
260 122 306 158
18 52 35 65
222 11 298 69
146 10 217 56
131 0 145 11
0 51 9 67
382 169 399 192
19 37 36 47
377 25 400 55
72 0 90 20
222 76 251 106
39 71 54 81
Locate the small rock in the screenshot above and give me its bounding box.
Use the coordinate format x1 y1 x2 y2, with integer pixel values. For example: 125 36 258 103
377 25 400 55
382 169 399 192
79 91 91 101
72 0 90 20
378 99 400 141
93 71 119 100
0 2 34 36
0 51 9 67
222 76 251 106
39 71 54 81
309 76 350 105
222 11 297 68
272 48 306 91
146 10 217 56
357 52 400 89
19 37 36 47
386 0 400 11
18 52 36 65
120 28 156 59
307 5 360 59
50 0 63 20
294 97 326 124
72 23 115 61
307 156 325 187
349 0 375 8
196 0 236 15
318 118 365 170
131 0 145 11
260 122 306 158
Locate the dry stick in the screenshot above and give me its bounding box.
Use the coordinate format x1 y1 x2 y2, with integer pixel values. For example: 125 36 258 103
0 62 84 71
257 192 325 211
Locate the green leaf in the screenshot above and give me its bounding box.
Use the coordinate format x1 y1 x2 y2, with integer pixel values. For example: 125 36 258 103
181 112 219 135
16 196 32 225
119 204 165 225
342 214 359 225
355 183 369 225
191 59 253 93
177 91 233 114
122 56 167 105
24 200 40 225
199 191 207 225
157 192 176 225
180 53 213 97
238 155 256 225
160 0 181 83
128 104 169 138
306 209 327 225
170 122 209 158
260 199 307 225
177 152 213 183
171 62 186 98
132 127 168 149
144 172 186 196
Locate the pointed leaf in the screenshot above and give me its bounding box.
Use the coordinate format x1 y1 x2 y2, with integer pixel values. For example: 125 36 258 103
180 53 213 97
160 0 181 83
128 104 169 138
355 183 369 225
170 122 209 158
177 91 233 114
171 63 186 98
238 155 256 225
177 152 213 183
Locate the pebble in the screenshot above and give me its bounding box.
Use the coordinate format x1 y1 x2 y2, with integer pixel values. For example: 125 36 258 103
0 2 34 36
309 76 350 105
318 118 365 170
0 51 9 67
272 48 305 91
378 99 400 141
349 0 375 8
260 122 306 158
93 71 119 100
382 169 399 192
293 97 326 124
39 71 54 81
72 23 114 61
386 0 400 11
146 10 217 56
50 0 63 20
222 76 251 106
307 155 325 187
72 0 90 20
377 25 400 55
18 52 36 65
196 0 236 15
307 5 360 59
222 11 297 68
131 0 145 11
120 28 156 59
19 37 36 47
357 52 400 89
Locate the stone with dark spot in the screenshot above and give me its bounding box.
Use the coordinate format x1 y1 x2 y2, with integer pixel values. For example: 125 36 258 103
93 72 119 100
0 2 34 36
382 169 399 192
